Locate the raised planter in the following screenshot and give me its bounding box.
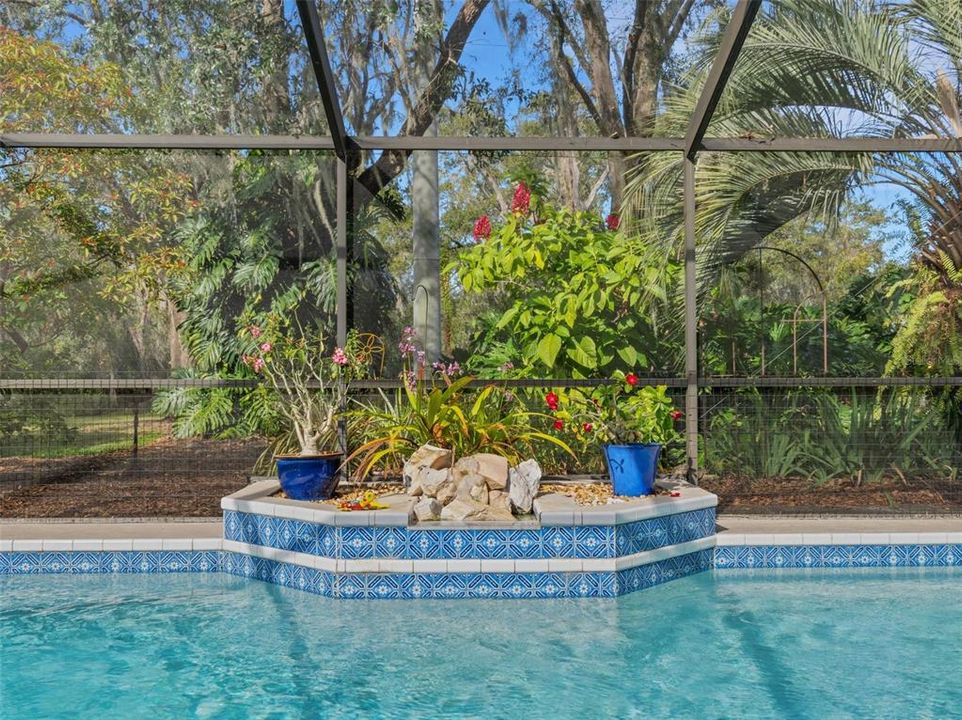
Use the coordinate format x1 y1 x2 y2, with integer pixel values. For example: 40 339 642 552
219 478 718 599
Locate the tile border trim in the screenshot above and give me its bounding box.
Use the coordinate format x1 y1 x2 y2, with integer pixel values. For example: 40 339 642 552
713 542 962 569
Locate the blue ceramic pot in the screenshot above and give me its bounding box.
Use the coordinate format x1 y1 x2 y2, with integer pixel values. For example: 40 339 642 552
602 443 661 497
275 453 342 501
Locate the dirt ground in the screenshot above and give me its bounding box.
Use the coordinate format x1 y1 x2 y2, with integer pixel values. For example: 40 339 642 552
0 437 265 518
3 438 960 518
701 475 962 515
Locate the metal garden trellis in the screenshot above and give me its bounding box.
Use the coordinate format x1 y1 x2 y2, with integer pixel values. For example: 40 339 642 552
2 0 961 484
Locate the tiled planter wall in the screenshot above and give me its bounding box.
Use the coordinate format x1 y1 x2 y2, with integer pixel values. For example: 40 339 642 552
222 507 716 561
208 478 720 598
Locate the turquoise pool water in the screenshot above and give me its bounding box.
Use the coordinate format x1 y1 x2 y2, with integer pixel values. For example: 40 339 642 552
2 570 960 719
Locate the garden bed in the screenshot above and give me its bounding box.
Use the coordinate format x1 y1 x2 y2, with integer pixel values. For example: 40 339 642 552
0 437 265 518
703 475 962 514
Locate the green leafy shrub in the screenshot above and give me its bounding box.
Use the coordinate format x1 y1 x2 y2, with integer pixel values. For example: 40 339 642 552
452 190 679 378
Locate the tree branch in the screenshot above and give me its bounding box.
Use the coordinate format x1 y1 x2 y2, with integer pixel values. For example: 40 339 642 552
547 2 604 130
622 0 647 133
356 0 490 198
664 0 697 50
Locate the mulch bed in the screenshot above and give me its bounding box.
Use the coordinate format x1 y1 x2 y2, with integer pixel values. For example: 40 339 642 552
701 475 962 515
0 437 265 519
4 439 960 518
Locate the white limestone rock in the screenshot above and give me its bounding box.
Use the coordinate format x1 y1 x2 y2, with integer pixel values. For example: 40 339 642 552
413 497 442 522
489 492 513 517
419 467 455 499
439 498 487 521
440 498 515 522
508 459 542 514
435 479 459 506
457 473 488 505
403 444 453 492
472 453 509 490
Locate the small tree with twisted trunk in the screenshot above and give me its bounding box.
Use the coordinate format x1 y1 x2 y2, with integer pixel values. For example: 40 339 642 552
238 313 381 456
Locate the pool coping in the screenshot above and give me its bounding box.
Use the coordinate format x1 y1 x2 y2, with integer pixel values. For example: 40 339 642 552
219 477 718 528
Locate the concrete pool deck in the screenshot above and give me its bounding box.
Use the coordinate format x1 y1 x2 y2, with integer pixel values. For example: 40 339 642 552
3 514 961 542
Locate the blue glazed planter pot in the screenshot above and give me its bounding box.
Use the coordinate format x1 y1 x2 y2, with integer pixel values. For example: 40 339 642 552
602 443 661 497
275 453 342 501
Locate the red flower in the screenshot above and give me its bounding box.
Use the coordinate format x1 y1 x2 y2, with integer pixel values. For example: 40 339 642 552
671 409 684 420
545 391 559 410
625 373 638 386
553 419 564 431
512 182 531 214
473 215 492 242
605 213 620 230
583 422 593 433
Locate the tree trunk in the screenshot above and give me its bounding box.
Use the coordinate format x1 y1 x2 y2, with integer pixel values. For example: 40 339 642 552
411 3 443 362
412 134 442 362
166 296 189 370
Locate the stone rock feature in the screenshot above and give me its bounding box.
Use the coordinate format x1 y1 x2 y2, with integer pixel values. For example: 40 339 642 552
508 459 542 514
413 497 442 522
435 480 458 506
472 453 509 490
419 467 455 498
404 444 453 492
440 497 514 522
457 473 489 505
488 493 513 517
406 451 542 522
439 498 486 521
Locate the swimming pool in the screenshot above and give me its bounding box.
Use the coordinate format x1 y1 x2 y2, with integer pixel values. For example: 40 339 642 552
2 569 959 719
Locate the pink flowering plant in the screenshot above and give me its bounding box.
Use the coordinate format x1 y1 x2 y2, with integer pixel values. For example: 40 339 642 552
547 372 682 447
348 326 571 478
239 313 382 456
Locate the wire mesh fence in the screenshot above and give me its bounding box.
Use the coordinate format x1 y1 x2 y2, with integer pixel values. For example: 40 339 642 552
699 381 962 514
0 383 265 519
1 377 959 519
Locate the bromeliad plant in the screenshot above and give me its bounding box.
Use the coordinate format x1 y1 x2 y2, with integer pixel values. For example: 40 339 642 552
547 372 683 446
238 313 381 456
348 327 572 478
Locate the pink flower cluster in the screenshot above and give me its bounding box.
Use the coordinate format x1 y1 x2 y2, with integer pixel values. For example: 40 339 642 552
398 326 417 355
242 354 265 373
332 347 348 366
432 360 461 377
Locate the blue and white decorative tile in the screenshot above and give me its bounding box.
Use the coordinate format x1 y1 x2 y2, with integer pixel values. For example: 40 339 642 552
473 530 514 559
156 552 191 573
338 526 377 559
223 511 242 541
317 525 336 556
543 526 577 558
436 573 471 599
506 530 543 559
713 543 962 569
438 530 475 559
530 572 567 598
374 527 409 559
407 531 442 560
290 521 316 555
574 526 614 558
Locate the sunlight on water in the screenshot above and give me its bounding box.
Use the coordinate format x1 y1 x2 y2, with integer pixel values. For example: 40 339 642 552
2 569 960 719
